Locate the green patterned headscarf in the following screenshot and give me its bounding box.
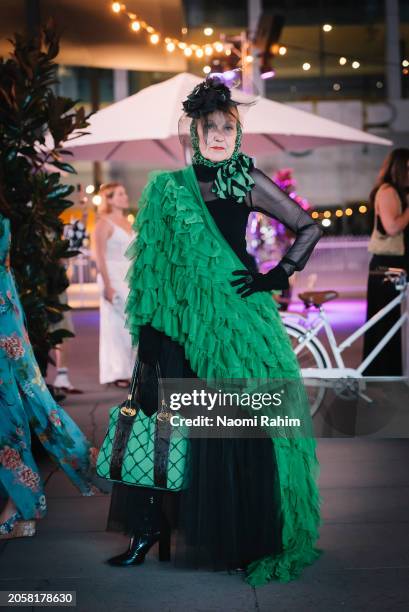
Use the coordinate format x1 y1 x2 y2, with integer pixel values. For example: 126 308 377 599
190 120 255 204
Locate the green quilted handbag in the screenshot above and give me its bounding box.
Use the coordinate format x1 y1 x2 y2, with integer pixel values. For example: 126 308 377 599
96 359 189 491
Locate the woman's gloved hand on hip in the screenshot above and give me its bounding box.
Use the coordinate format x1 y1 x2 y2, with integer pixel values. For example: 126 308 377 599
230 264 289 299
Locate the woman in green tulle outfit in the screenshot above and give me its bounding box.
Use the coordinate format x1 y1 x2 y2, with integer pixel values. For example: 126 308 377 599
106 76 324 585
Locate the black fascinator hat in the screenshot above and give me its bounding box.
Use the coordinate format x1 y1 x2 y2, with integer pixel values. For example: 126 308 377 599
182 75 238 119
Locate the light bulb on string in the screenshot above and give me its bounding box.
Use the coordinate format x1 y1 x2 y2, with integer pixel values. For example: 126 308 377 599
322 24 332 32
352 61 360 69
166 42 175 52
203 27 213 36
195 48 204 58
130 20 140 32
302 62 311 71
184 47 193 57
112 2 121 13
150 33 160 44
402 59 409 67
204 45 213 56
203 65 211 74
278 46 287 55
214 42 224 53
225 48 232 56
339 56 347 65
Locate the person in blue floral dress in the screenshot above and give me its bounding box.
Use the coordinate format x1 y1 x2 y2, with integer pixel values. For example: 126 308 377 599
0 213 96 539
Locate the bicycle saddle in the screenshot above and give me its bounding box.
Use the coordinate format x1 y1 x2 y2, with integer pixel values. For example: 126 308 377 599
298 290 339 307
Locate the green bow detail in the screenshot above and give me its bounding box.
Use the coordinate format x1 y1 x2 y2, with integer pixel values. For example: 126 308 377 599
190 121 255 204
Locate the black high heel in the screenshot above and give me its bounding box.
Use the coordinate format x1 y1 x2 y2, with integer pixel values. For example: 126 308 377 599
107 528 171 566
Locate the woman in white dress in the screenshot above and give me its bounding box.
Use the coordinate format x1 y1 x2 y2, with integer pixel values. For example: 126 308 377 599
93 183 136 387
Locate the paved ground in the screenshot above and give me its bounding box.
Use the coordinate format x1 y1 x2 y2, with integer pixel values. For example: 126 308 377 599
1 308 409 612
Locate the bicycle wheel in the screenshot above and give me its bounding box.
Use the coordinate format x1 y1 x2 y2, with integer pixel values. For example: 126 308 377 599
284 322 328 417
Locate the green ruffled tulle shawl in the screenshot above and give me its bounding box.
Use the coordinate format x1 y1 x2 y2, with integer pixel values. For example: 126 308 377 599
125 165 322 585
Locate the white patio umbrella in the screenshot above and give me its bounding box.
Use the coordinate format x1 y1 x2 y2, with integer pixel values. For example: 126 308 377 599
65 72 391 166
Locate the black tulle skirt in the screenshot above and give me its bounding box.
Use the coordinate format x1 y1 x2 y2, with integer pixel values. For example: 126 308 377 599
107 326 283 570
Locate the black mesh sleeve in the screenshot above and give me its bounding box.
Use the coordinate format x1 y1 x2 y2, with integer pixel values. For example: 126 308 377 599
248 168 324 276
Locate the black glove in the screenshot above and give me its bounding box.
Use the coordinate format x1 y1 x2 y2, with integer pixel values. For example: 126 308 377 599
230 264 289 299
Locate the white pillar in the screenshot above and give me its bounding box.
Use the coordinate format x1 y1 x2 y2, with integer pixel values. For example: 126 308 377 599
385 0 401 101
113 69 129 102
246 0 265 96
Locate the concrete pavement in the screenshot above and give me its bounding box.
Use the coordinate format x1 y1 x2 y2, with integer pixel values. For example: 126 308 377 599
1 309 409 611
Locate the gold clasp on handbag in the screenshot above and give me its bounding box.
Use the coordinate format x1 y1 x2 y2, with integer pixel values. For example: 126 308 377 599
120 395 137 417
157 399 171 422
120 406 137 417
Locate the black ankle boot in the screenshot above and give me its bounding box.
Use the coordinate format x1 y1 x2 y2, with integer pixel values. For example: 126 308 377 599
107 527 171 567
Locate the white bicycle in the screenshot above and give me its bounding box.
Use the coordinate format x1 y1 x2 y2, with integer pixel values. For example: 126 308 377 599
281 267 409 416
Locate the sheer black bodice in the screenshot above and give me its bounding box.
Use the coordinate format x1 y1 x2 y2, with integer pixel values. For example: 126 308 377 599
193 163 324 277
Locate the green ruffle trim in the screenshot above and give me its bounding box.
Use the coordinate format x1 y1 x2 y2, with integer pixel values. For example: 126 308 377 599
125 165 322 585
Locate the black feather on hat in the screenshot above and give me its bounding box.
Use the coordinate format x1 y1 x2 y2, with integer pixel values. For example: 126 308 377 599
182 76 238 119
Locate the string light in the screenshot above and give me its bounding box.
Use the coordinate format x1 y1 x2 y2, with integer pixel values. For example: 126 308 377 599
203 65 211 74
85 184 95 194
402 59 409 67
92 195 102 206
109 3 233 64
322 218 331 227
245 55 254 63
333 83 341 91
311 205 369 219
109 1 371 79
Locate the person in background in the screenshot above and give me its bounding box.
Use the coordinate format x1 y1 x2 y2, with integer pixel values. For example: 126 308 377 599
93 183 136 388
0 213 96 539
363 148 409 376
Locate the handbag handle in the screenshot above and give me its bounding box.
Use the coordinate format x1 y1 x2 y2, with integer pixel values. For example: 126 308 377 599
120 358 169 420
